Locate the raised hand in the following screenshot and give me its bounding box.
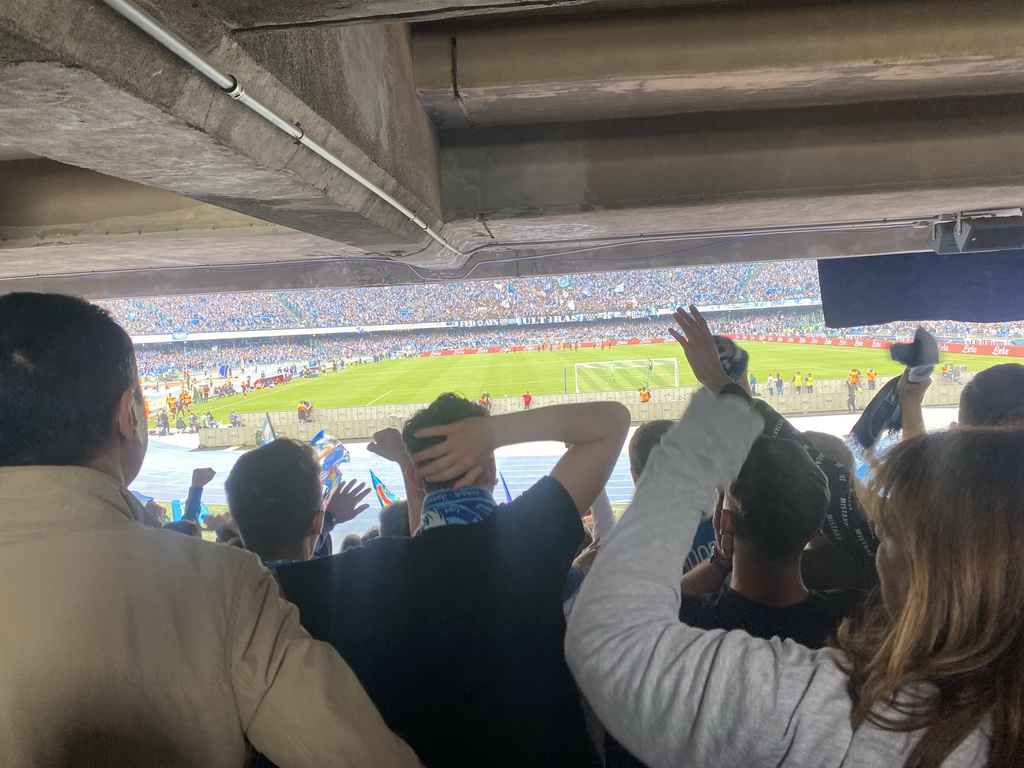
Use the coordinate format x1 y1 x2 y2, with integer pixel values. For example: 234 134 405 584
410 417 495 489
367 428 412 467
668 305 733 394
191 467 217 487
326 478 372 524
896 368 932 405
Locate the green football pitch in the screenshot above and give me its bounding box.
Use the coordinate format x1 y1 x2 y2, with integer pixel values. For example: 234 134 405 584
174 341 1009 421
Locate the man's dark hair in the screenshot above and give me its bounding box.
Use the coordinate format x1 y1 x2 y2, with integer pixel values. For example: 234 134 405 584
959 364 1024 426
727 436 830 563
225 438 322 558
379 500 411 538
0 293 137 467
628 419 673 478
402 393 488 491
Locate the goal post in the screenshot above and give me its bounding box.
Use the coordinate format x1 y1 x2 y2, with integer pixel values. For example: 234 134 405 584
574 358 679 393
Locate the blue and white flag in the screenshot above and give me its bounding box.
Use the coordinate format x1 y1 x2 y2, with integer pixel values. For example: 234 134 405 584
499 472 514 503
259 413 276 446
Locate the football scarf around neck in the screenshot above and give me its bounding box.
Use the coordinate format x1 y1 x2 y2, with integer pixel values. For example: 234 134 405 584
416 486 498 535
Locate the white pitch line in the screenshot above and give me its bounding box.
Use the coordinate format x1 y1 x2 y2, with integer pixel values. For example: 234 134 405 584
366 390 393 405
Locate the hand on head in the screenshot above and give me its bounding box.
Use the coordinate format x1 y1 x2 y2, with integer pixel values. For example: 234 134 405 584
411 417 495 489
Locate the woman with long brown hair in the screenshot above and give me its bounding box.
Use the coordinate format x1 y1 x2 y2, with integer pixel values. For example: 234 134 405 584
567 307 1023 768
837 425 1024 767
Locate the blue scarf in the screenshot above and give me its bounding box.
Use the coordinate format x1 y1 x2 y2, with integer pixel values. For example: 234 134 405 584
416 487 498 535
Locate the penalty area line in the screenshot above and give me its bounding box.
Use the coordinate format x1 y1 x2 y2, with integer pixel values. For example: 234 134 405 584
366 390 393 406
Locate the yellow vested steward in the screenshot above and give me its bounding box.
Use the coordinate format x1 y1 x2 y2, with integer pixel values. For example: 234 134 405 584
0 466 420 768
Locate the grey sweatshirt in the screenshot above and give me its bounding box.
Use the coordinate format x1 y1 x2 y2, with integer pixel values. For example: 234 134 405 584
565 389 989 768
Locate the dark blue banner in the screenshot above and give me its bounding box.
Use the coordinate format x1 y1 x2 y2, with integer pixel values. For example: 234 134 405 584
818 250 1024 328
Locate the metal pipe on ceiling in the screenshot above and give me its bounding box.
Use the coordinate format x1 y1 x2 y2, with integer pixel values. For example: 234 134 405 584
100 0 463 258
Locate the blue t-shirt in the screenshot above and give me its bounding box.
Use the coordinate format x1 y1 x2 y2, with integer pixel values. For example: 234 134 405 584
683 518 716 573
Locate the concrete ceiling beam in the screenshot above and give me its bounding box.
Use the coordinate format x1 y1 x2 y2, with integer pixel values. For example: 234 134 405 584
202 0 732 31
0 0 454 261
441 94 1024 244
0 158 285 249
414 0 1024 127
0 224 932 299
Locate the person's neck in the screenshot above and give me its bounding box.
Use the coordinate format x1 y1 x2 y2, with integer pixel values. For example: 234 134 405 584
729 545 809 607
87 452 129 488
259 539 314 565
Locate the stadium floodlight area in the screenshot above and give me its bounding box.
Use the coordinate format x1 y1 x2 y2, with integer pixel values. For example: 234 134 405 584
574 358 679 393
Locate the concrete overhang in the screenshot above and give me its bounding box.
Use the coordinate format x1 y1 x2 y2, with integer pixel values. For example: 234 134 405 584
0 224 934 299
1 0 1023 296
201 0 742 31
414 0 1024 128
441 95 1024 244
0 0 454 262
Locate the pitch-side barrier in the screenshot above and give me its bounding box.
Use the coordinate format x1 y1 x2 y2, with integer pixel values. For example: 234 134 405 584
198 374 971 448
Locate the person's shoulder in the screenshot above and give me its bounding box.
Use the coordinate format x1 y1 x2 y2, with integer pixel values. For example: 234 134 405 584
498 476 575 518
807 588 868 617
677 589 725 625
131 524 266 593
277 537 408 580
493 476 583 560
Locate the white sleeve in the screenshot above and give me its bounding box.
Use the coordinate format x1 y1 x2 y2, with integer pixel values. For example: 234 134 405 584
589 487 616 541
565 390 853 768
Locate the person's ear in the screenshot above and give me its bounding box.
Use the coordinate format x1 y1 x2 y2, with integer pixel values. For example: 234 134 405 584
719 506 735 536
116 389 141 442
712 491 725 530
405 462 426 491
310 507 325 536
482 456 498 488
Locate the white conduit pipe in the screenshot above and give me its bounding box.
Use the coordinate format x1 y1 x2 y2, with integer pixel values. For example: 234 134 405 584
102 0 462 257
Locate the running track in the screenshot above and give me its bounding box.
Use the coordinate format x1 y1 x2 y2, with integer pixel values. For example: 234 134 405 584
131 408 957 540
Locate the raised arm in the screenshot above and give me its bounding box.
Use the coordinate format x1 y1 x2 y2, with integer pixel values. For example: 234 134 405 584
369 427 425 531
412 401 630 515
896 369 931 440
183 467 216 523
565 391 850 768
672 305 876 567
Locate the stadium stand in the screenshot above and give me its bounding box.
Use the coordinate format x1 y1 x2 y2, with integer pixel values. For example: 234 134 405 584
131 307 1024 379
99 261 819 335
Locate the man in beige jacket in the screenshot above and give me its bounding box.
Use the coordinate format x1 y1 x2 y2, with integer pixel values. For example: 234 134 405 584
0 292 420 768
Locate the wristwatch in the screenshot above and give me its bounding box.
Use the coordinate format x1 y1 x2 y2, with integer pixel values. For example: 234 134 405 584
708 545 731 574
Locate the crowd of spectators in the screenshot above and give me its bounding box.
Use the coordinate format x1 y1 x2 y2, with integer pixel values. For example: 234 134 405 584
132 310 821 378
99 260 819 335
101 256 1024 381
5 291 1024 768
844 319 1024 340
132 306 1024 380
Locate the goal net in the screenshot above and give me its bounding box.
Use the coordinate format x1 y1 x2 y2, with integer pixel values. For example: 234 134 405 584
574 358 679 393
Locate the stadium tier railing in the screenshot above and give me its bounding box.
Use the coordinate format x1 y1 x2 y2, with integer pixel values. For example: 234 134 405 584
197 374 972 448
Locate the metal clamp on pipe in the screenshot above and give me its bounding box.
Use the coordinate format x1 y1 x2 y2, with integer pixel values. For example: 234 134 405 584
223 76 244 101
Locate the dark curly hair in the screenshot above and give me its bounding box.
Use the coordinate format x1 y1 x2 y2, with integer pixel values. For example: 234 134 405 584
402 393 489 491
